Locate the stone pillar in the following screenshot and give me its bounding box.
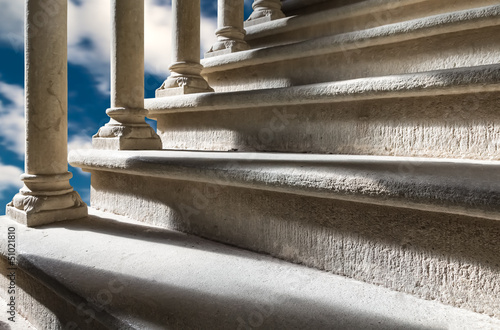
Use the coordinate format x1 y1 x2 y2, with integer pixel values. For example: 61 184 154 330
245 0 285 27
6 0 87 227
93 0 162 150
156 0 213 97
205 0 249 58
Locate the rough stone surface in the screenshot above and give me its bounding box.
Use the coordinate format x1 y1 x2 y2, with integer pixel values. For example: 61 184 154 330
250 0 498 48
68 150 500 318
145 65 500 159
86 172 500 319
0 296 36 330
1 210 500 328
203 12 500 92
69 149 500 220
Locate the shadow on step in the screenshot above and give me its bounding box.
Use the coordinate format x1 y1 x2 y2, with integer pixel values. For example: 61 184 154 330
21 254 440 330
45 213 262 261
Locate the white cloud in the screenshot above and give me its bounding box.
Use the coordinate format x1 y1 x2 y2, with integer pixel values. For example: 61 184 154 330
68 134 92 152
0 0 218 94
67 0 111 94
145 1 218 76
68 134 92 177
67 0 217 93
0 82 25 158
0 159 23 199
0 0 24 53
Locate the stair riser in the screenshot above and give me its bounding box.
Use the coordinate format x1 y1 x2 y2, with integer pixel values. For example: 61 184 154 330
90 170 500 318
156 92 500 160
0 257 108 330
205 25 500 92
249 0 497 48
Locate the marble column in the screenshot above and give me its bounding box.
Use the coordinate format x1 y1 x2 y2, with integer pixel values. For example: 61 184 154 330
6 0 87 227
156 0 213 97
245 0 285 27
93 0 162 150
205 0 249 57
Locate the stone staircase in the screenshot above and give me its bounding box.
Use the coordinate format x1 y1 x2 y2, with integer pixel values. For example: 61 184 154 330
4 0 500 328
2 209 500 329
69 0 500 323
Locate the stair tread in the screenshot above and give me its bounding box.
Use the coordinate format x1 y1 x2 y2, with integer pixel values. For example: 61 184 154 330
246 0 429 41
70 150 500 221
202 4 500 73
147 64 500 114
1 209 499 329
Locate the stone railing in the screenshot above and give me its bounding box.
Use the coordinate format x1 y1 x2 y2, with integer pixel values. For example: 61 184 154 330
6 0 285 227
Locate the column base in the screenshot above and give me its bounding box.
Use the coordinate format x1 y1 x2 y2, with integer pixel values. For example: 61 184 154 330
92 124 163 150
6 191 88 227
244 13 285 27
205 41 250 58
205 27 250 58
92 109 163 150
156 75 214 98
244 0 286 28
156 84 215 97
92 135 162 150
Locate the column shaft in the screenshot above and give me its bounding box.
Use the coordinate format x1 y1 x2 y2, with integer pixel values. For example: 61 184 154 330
6 0 87 227
93 0 162 150
206 0 249 57
156 0 213 97
111 0 144 110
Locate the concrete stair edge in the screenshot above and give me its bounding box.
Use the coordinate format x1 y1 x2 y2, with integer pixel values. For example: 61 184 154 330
69 149 500 222
146 64 500 114
1 210 500 329
202 5 500 73
246 0 432 41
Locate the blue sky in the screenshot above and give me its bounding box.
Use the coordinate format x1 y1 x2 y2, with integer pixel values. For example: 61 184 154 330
0 0 253 212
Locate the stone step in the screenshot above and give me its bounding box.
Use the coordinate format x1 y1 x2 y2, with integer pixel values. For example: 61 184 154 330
201 4 500 92
70 149 500 221
2 209 500 329
69 150 500 319
146 64 500 159
246 0 497 48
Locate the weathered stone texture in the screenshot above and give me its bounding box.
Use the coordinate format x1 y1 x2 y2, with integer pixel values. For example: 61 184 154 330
90 170 500 318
